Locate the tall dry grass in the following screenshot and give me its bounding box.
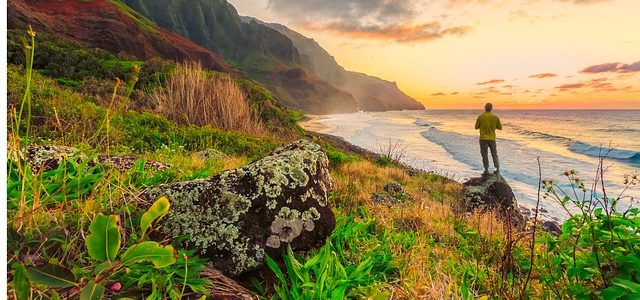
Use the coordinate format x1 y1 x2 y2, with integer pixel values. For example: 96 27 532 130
149 61 265 135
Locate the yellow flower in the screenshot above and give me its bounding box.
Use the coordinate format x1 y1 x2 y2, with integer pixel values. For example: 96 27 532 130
132 65 140 74
115 77 122 88
27 25 36 38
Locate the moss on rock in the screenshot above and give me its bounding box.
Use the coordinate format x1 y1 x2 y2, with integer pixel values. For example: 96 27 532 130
138 139 335 276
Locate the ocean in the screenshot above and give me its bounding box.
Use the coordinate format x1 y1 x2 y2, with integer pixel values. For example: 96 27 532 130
302 110 640 221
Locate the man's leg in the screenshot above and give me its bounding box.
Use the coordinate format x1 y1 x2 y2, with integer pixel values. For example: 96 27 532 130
480 140 489 174
489 140 500 174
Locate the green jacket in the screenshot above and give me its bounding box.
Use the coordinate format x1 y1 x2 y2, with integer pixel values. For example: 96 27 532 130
475 112 502 140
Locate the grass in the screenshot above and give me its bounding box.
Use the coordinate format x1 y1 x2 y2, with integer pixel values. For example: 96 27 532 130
149 62 266 135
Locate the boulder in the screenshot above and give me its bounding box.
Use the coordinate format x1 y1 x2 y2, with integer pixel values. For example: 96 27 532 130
541 220 562 236
460 174 523 223
138 140 335 276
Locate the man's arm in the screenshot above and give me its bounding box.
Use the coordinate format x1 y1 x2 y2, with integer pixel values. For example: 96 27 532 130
475 116 481 129
496 117 502 130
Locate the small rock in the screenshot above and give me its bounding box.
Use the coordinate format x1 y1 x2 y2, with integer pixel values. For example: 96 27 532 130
194 149 228 161
383 181 405 195
138 140 335 276
541 220 562 236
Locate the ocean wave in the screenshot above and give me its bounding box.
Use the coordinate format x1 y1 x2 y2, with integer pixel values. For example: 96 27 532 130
414 119 439 127
569 142 640 162
518 129 573 145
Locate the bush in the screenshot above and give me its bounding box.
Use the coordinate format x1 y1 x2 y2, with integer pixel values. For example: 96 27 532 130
149 62 265 135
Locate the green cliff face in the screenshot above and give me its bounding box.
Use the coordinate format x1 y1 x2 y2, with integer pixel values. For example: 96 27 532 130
123 0 359 114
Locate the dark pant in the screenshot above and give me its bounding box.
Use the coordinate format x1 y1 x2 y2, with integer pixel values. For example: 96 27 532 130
480 139 499 172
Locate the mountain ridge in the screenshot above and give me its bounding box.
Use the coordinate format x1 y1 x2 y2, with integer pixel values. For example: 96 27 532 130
242 16 425 112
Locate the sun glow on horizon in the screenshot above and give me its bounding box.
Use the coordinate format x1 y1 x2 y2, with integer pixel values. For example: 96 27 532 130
229 0 640 109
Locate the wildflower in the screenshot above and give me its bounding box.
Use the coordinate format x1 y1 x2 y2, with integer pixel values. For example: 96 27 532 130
115 77 122 88
111 282 121 292
27 25 36 38
132 64 140 74
574 177 581 183
132 76 139 84
563 171 570 176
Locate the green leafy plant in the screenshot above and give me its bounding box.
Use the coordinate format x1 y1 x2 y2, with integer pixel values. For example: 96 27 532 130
537 164 640 299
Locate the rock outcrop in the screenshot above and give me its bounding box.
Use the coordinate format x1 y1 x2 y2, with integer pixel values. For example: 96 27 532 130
15 144 170 172
138 140 335 276
460 174 523 223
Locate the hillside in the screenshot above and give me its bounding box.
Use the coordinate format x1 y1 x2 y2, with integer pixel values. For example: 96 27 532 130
249 18 425 111
8 0 231 73
122 0 359 114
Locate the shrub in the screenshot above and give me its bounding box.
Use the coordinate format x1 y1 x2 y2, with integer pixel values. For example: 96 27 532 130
149 62 265 135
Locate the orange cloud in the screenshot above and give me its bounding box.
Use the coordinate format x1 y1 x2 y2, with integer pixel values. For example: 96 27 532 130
305 22 471 43
476 79 505 85
529 73 558 79
430 92 447 96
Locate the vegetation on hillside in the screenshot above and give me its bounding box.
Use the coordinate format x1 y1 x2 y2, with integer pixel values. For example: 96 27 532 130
6 25 639 300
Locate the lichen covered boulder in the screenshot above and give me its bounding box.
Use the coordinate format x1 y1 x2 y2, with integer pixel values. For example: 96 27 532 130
459 174 523 223
137 139 335 276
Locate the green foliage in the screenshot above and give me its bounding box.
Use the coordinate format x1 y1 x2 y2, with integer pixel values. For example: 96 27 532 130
79 281 105 300
86 214 122 262
11 263 31 300
26 264 76 288
259 214 406 298
537 171 640 299
265 244 377 299
139 196 170 239
120 242 177 269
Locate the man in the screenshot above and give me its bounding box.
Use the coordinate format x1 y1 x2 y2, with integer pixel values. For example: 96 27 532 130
475 103 502 175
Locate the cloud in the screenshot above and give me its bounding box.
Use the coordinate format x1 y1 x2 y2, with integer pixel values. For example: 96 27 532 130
267 0 471 43
476 79 505 85
430 92 447 96
556 83 585 91
580 61 640 73
555 77 632 92
557 0 611 4
529 73 558 79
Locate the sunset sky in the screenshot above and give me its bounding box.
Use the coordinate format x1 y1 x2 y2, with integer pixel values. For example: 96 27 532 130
228 0 640 109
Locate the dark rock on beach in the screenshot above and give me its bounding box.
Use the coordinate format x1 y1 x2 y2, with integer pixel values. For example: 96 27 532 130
459 174 524 223
137 140 335 276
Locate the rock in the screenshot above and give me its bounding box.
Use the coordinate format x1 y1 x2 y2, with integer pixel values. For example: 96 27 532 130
194 149 228 161
371 181 411 206
541 220 562 236
383 181 405 195
15 145 170 172
460 174 523 223
138 139 335 276
20 144 83 172
96 154 170 172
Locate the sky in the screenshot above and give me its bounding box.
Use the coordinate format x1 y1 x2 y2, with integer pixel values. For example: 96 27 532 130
227 0 640 109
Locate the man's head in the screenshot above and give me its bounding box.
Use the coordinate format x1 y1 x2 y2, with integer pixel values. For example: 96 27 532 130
485 103 493 112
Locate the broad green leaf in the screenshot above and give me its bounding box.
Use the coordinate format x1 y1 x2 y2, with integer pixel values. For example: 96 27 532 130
120 241 177 268
601 286 626 300
11 263 30 300
612 278 640 293
26 264 75 288
79 282 105 300
140 197 170 239
86 214 121 261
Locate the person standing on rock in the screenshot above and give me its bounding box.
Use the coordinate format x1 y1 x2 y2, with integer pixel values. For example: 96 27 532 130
475 103 502 175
